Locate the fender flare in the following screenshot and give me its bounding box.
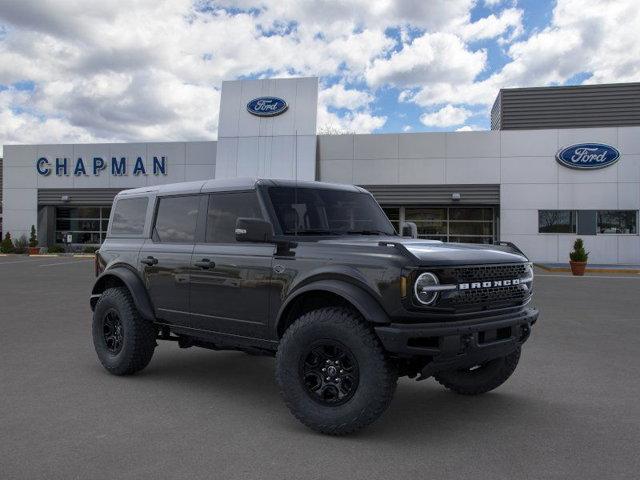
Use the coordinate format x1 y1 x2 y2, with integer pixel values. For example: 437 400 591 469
276 279 390 335
91 267 156 321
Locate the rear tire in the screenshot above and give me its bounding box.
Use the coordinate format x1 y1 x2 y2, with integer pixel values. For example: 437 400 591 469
276 307 397 435
92 287 156 376
433 348 521 395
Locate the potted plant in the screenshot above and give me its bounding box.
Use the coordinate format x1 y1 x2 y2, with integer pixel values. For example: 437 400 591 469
569 238 589 276
1 232 15 253
28 225 40 255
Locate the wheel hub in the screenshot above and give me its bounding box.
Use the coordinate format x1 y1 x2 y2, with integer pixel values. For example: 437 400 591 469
103 309 124 355
299 341 359 406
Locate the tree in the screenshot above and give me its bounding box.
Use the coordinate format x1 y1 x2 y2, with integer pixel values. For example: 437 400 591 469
569 238 589 262
29 225 38 248
317 123 355 135
1 232 15 253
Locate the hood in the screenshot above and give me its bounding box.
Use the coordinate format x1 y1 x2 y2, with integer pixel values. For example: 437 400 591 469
317 236 528 266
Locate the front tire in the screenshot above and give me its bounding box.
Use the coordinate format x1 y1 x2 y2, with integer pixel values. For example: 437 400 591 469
433 348 521 395
276 307 397 435
92 287 156 376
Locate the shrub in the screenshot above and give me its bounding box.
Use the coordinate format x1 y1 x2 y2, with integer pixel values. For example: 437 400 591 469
13 235 29 254
48 244 66 254
1 233 15 253
29 225 38 248
82 246 99 254
569 238 589 262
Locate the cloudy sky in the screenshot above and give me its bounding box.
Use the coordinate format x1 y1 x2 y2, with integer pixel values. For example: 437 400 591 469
0 0 638 154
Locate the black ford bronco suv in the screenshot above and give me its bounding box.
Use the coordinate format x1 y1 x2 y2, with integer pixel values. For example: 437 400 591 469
91 178 538 435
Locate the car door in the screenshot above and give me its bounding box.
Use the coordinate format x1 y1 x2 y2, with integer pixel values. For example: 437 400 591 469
189 190 275 338
140 194 201 327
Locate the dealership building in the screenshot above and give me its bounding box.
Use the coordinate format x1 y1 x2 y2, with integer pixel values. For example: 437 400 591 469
2 78 639 264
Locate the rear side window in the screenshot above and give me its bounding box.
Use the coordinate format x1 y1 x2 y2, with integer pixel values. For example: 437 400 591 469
206 192 262 243
154 195 200 243
110 197 148 236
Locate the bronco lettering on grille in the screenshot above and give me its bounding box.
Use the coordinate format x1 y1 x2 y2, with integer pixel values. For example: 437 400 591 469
459 278 520 290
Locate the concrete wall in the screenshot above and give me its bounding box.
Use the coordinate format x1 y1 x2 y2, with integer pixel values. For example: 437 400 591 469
2 141 216 241
215 77 317 181
317 128 640 264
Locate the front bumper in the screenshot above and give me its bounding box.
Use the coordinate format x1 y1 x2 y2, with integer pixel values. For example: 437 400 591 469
375 307 538 377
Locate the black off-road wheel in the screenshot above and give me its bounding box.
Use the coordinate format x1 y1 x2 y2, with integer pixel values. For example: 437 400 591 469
433 348 521 395
276 307 397 435
92 287 157 376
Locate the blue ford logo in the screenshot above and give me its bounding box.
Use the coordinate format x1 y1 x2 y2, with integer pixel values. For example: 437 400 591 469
556 143 620 170
246 97 288 117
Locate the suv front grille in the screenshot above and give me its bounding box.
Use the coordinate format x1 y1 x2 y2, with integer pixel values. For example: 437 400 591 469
451 264 527 283
425 263 532 311
449 284 526 305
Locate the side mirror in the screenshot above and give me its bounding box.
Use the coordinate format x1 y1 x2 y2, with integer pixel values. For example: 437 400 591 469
401 221 418 238
235 217 274 243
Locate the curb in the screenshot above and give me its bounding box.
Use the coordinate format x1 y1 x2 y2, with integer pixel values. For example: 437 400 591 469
534 263 640 275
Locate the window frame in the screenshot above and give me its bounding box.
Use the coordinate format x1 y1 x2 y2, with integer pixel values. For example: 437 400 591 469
151 193 203 245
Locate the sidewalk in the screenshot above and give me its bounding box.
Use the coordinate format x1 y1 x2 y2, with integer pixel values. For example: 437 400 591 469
535 262 640 274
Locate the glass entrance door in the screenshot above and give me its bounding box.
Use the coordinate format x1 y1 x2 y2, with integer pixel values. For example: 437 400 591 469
55 206 112 245
382 206 496 244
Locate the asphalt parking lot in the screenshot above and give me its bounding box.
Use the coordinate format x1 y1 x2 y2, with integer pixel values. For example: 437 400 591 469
1 256 639 479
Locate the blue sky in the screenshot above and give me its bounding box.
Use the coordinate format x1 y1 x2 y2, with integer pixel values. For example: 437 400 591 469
0 0 638 150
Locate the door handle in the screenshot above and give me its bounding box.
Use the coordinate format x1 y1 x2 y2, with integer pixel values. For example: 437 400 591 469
141 256 158 266
194 258 214 269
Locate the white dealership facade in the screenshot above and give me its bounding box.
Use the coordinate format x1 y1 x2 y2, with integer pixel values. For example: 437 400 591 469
2 77 639 264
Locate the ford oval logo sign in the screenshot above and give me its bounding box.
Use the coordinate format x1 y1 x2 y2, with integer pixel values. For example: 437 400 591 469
246 97 288 117
556 143 620 170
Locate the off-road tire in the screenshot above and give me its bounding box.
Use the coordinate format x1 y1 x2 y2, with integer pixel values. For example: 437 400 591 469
276 307 397 435
433 347 521 395
92 287 156 376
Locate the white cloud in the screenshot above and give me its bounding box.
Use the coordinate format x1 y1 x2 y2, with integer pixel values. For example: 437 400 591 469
319 84 373 110
459 7 523 42
420 105 472 127
402 125 413 132
404 0 640 110
0 0 638 147
484 0 506 7
456 125 484 131
366 32 486 88
317 106 386 134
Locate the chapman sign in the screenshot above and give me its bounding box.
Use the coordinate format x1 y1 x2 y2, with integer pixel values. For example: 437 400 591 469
36 156 168 176
556 143 620 170
246 97 288 117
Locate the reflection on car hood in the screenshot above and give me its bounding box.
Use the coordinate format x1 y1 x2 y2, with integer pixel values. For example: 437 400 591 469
317 236 528 266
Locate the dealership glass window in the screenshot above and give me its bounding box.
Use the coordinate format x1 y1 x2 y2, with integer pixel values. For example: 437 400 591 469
382 207 400 233
397 206 495 244
153 195 200 243
55 206 112 245
597 210 638 234
538 210 577 233
111 197 148 236
206 192 263 243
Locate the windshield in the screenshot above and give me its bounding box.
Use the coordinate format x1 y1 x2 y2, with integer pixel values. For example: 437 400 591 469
267 186 396 236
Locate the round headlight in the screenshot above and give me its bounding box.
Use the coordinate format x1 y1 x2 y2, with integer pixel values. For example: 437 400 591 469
414 272 440 305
